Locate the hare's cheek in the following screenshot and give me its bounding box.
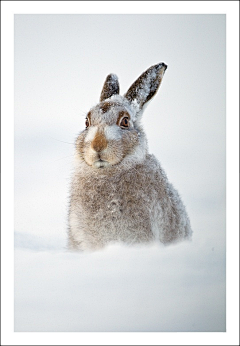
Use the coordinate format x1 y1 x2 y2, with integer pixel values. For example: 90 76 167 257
104 140 124 164
122 131 139 156
74 135 93 165
84 145 99 165
74 135 86 160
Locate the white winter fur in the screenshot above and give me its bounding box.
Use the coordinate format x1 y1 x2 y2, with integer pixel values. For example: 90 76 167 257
68 63 192 251
84 126 98 142
104 125 122 141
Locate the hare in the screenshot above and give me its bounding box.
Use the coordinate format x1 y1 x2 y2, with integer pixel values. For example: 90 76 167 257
68 63 192 251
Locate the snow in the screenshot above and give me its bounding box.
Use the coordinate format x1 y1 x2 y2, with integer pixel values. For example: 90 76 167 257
14 237 225 332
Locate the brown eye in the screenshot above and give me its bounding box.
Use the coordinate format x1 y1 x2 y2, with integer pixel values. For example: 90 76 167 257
120 117 129 128
85 118 90 128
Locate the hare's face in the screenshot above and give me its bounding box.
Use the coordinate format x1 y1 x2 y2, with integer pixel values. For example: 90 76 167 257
75 62 167 169
76 98 139 169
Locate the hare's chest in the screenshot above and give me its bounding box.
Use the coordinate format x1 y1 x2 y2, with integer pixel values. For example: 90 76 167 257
79 174 152 223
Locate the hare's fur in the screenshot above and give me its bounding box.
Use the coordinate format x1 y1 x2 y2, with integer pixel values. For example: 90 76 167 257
68 63 192 250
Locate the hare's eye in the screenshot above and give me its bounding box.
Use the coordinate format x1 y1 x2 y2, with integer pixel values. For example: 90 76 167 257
85 118 90 128
120 117 129 129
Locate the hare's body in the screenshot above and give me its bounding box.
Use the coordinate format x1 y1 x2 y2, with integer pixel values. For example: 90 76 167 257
69 154 190 250
68 63 192 250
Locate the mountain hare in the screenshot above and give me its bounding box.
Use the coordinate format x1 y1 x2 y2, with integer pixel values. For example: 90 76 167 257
68 63 192 250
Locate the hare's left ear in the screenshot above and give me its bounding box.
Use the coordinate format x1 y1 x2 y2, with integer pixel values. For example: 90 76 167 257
124 63 167 111
100 74 120 102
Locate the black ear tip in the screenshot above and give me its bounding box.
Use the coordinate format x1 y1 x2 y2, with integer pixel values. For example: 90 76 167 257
156 62 167 71
162 62 168 70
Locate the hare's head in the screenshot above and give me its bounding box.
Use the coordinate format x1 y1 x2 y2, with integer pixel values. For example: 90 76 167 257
75 63 167 169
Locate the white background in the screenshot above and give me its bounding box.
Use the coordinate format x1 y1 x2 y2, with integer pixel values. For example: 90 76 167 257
1 1 239 345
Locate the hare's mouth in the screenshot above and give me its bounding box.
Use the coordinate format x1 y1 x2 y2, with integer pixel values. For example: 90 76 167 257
93 159 110 169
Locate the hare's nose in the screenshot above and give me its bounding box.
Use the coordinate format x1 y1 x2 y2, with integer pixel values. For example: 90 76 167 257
91 131 108 152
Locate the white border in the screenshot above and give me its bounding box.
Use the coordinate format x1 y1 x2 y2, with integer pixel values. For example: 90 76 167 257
1 1 239 345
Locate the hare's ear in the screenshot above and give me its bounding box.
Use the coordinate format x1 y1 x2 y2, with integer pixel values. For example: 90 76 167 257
124 63 167 111
100 74 120 102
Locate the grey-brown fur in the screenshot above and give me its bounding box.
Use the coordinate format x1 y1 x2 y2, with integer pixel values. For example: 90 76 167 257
68 63 192 251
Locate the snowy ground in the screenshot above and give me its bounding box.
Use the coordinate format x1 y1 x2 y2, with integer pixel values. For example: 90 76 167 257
13 13 227 333
14 237 225 332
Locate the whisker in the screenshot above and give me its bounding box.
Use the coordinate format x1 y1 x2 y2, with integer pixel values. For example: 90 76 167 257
49 136 74 145
80 110 88 117
55 154 75 161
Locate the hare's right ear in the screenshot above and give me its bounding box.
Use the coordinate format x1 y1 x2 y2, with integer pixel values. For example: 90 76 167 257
100 74 120 102
124 63 167 111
